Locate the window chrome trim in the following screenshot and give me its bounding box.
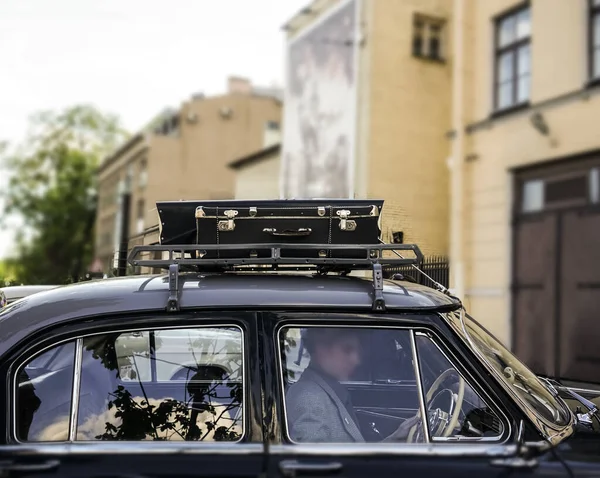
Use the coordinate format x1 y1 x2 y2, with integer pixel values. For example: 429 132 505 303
276 322 511 446
0 442 264 455
68 338 83 441
413 330 509 443
268 443 518 457
410 330 430 443
11 322 247 445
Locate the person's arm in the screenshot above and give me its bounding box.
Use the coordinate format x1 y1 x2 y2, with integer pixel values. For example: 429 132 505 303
286 386 332 443
382 413 421 442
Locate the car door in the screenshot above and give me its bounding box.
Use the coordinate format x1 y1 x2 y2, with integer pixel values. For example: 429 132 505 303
262 312 571 478
0 312 266 478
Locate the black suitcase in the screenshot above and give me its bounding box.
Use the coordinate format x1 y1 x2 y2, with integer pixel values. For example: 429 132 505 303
156 199 384 259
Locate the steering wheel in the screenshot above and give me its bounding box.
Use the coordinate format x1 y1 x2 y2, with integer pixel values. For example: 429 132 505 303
407 368 465 442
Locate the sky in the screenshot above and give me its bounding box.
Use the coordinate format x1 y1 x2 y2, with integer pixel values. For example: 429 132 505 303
0 0 308 258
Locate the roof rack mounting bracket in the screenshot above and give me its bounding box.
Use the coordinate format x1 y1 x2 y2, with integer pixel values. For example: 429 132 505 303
372 263 386 312
166 263 181 312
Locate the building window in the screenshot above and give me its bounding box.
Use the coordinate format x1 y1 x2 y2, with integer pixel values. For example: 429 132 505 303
521 179 544 213
136 199 145 235
139 159 148 189
412 14 445 61
494 5 531 110
590 0 600 80
590 168 599 203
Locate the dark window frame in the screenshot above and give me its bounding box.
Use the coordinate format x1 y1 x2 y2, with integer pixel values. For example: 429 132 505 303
493 2 531 112
11 318 250 444
412 13 446 63
589 0 600 82
275 320 511 445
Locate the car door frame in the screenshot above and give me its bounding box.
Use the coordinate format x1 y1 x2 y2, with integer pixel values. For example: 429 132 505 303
260 310 572 478
0 310 267 478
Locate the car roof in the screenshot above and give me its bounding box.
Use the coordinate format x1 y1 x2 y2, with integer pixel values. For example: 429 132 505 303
0 273 459 356
1 285 59 301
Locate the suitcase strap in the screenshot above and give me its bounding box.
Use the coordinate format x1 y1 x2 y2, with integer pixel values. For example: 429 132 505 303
194 205 378 234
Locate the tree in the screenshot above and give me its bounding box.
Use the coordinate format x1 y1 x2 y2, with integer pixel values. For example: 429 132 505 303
0 260 18 286
1 105 128 284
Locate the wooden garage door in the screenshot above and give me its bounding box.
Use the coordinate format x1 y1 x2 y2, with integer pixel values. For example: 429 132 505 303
513 157 600 383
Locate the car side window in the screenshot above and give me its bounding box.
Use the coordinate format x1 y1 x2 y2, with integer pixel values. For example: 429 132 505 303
77 326 243 441
281 326 426 444
280 325 506 445
414 332 505 440
14 326 244 443
287 328 412 384
15 342 76 442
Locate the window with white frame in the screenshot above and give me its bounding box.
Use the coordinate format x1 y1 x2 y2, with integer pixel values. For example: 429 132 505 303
412 14 445 61
494 5 531 110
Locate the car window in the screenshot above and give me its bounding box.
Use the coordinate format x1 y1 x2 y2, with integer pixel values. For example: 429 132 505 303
15 342 76 442
280 325 505 444
414 332 505 440
281 326 425 444
14 326 244 443
77 326 243 441
286 327 413 384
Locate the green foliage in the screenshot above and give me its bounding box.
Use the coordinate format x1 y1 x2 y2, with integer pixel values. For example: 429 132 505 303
0 260 18 286
1 105 128 284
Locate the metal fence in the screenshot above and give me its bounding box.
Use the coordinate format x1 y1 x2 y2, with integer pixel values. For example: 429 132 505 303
383 255 450 289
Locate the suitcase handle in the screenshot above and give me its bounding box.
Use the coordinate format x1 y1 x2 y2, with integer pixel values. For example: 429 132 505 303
263 227 312 237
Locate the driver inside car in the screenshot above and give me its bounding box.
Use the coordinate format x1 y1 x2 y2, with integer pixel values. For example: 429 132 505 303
286 328 421 443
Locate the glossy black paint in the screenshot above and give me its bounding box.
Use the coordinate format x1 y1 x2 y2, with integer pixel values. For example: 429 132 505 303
0 272 599 477
0 312 265 478
0 274 459 357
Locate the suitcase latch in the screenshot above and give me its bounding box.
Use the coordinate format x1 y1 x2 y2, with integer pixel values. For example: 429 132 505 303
218 210 238 231
337 210 356 231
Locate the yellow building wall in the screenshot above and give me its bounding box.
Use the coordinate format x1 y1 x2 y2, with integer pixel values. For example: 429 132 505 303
234 154 281 200
458 0 597 344
365 0 452 255
285 0 451 256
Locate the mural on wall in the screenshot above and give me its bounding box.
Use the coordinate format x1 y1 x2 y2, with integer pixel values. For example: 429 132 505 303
281 0 359 199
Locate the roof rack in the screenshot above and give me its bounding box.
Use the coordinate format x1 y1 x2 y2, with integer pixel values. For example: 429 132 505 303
127 243 424 313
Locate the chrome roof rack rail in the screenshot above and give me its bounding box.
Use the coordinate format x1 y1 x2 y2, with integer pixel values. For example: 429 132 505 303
127 243 424 312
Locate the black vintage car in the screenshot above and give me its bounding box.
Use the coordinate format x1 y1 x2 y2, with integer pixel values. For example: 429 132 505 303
0 199 599 478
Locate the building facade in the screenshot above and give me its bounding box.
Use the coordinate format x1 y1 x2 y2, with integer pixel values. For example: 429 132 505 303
94 77 282 273
282 0 452 256
450 0 600 383
230 144 281 200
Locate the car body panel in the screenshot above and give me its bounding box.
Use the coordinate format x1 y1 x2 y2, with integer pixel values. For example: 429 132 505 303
0 273 596 477
0 274 459 357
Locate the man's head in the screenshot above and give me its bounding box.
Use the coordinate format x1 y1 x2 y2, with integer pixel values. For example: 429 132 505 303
304 328 362 381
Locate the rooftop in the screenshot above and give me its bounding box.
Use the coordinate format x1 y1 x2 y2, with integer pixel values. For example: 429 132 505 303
0 272 460 355
228 143 281 170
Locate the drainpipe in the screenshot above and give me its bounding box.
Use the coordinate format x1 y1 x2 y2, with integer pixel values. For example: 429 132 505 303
450 0 466 301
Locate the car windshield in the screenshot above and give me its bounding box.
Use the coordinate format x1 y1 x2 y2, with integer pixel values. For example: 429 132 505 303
445 309 572 430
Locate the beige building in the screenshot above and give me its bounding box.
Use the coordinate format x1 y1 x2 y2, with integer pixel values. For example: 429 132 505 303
229 144 281 200
450 0 600 383
94 77 282 273
282 0 452 256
